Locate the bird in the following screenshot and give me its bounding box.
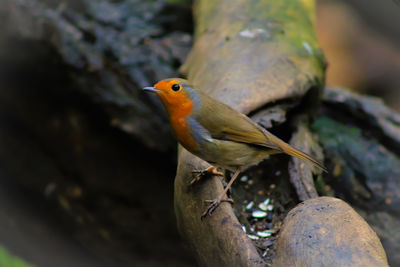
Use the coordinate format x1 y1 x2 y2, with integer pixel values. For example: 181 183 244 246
143 78 326 218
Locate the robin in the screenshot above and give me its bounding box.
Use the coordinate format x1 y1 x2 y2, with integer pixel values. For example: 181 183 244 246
143 78 326 218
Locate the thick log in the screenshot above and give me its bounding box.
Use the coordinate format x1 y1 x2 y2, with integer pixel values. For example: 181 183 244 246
1 0 192 151
274 197 388 267
313 87 400 266
174 0 324 265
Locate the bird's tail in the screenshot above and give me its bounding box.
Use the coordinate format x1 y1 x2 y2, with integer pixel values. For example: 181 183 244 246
268 134 327 172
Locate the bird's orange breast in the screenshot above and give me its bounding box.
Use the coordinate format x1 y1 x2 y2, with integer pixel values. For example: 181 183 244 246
166 99 198 152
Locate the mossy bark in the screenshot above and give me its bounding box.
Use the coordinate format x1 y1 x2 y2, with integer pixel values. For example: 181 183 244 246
175 0 325 266
174 0 394 266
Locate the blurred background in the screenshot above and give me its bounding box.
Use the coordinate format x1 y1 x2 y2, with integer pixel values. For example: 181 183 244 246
0 0 399 266
318 0 400 112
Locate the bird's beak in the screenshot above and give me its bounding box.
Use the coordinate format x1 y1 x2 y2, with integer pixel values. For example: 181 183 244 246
142 87 160 93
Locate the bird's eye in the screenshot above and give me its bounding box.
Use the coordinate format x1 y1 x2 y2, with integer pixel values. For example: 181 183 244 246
171 84 180 91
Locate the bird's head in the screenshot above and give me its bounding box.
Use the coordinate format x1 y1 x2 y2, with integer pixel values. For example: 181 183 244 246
143 78 194 108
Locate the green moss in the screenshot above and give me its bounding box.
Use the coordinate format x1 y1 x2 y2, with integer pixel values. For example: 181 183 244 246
312 117 362 147
165 0 192 4
193 0 325 79
312 116 400 204
0 245 35 267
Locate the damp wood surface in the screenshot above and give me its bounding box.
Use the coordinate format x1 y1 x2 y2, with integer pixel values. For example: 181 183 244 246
174 0 325 266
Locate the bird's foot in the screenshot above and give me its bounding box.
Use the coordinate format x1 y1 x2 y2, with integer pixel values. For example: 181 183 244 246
201 197 234 220
189 166 224 185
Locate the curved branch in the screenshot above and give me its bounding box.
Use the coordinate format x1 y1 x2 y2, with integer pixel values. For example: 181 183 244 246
174 0 324 265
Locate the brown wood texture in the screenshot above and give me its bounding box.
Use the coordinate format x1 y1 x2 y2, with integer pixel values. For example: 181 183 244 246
274 197 389 267
288 119 324 201
174 0 324 266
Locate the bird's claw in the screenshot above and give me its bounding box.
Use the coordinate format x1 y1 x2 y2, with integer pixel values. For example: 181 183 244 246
189 173 204 186
201 198 234 220
189 166 224 185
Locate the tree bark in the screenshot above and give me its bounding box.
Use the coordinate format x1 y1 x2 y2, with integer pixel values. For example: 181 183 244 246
1 0 192 151
174 0 325 266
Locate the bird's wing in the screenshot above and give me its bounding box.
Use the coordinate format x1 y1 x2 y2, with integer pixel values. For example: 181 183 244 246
196 93 282 151
193 91 327 171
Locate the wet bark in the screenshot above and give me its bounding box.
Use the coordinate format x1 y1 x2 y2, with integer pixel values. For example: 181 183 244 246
174 0 326 266
1 0 192 151
274 197 388 267
313 87 400 266
0 0 195 266
174 0 393 266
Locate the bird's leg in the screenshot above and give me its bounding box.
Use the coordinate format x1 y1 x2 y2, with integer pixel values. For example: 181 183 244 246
189 166 224 185
201 168 241 219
